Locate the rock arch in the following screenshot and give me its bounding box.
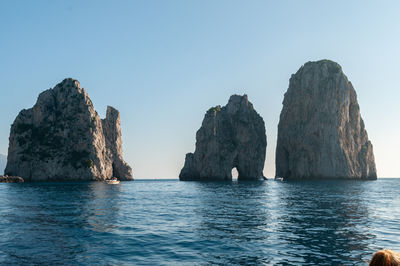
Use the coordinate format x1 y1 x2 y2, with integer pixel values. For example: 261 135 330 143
179 94 267 181
231 167 239 180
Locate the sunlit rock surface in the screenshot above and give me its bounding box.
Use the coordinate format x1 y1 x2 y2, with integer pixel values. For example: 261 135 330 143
102 106 133 181
276 60 377 180
180 94 267 181
5 78 133 181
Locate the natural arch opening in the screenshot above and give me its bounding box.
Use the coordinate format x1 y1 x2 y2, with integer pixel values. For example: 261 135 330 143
231 167 239 181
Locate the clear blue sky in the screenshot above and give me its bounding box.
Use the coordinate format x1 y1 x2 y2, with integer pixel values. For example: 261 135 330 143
1 0 399 178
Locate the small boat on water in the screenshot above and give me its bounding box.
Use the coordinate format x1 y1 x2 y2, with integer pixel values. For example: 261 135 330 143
106 177 120 184
274 176 284 181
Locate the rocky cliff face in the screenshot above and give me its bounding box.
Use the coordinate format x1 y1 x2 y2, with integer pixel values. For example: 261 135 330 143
276 60 377 180
102 106 133 180
5 78 133 181
180 94 267 181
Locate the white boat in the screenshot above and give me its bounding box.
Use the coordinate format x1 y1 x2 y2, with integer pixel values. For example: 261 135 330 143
274 176 284 181
106 178 120 184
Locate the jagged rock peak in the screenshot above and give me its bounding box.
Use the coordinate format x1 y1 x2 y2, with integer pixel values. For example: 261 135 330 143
5 78 133 181
180 94 267 181
57 77 81 88
275 59 377 180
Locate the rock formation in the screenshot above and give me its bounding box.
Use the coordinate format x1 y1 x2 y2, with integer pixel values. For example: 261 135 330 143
180 94 267 181
5 78 133 181
275 60 377 180
0 175 24 183
102 106 133 180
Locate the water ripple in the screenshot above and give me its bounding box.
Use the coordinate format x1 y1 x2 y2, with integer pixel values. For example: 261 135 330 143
0 179 399 265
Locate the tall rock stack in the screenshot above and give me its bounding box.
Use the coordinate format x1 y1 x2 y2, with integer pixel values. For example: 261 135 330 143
180 94 267 181
5 78 133 181
275 60 377 180
102 106 133 180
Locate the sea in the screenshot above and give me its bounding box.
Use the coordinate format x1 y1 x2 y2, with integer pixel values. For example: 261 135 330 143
0 178 399 265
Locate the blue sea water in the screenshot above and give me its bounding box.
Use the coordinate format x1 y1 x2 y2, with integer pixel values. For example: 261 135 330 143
0 179 399 265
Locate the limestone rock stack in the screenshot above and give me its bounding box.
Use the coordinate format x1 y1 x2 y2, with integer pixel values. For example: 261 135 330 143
180 94 267 181
5 78 133 181
275 60 377 180
102 106 133 180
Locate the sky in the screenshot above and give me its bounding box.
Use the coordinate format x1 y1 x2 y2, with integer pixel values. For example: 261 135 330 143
0 0 399 178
